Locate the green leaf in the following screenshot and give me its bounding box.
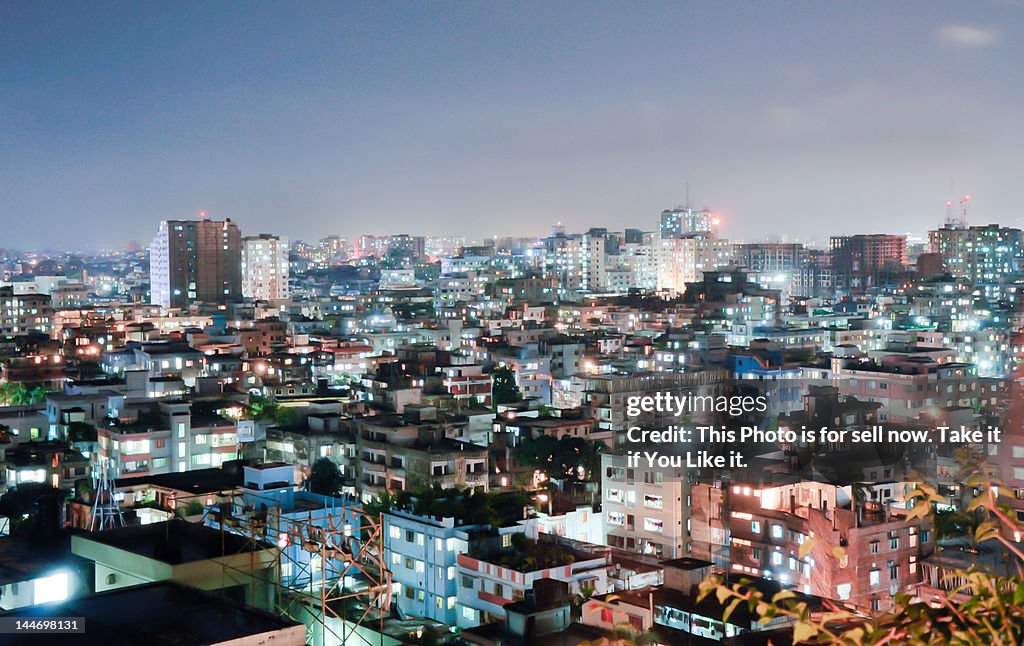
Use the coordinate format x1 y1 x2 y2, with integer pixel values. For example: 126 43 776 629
773 589 797 603
793 620 819 643
723 597 742 623
716 585 732 605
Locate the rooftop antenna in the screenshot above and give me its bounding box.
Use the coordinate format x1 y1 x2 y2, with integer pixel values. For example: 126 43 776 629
89 461 125 531
943 178 955 228
685 182 691 210
959 194 971 228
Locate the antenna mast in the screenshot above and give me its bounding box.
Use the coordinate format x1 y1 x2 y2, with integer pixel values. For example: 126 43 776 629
959 194 971 228
90 462 126 531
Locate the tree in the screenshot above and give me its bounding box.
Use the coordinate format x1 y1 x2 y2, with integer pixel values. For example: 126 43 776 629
0 383 29 406
0 484 59 534
491 366 522 408
363 491 395 517
515 435 605 483
28 385 48 405
248 393 277 421
307 458 343 497
182 500 204 517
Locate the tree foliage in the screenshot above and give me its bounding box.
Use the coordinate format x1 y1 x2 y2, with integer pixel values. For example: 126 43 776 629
0 483 59 534
491 366 522 407
516 434 604 482
307 458 343 497
0 383 48 406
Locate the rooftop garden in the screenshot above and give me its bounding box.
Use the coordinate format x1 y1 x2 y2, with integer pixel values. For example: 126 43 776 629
472 532 577 572
369 485 534 527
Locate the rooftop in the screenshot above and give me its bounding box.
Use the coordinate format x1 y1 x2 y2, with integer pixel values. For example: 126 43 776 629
115 466 242 495
3 581 304 645
77 520 268 565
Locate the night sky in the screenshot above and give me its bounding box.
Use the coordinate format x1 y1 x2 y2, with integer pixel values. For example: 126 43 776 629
2 2 1022 250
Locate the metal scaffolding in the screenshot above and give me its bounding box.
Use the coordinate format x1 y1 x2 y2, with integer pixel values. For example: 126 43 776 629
206 489 394 646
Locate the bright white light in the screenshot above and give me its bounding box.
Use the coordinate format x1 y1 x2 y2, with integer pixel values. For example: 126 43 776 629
34 571 69 605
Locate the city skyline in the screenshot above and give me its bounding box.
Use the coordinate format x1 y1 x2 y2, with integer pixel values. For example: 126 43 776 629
1 5 1023 644
4 2 1024 249
0 208 980 256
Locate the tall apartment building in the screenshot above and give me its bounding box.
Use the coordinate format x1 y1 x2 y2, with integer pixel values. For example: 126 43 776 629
149 218 242 308
734 243 808 274
353 234 384 259
792 249 834 299
608 237 658 291
928 224 1024 284
318 235 348 262
660 207 719 239
425 236 466 259
242 234 289 301
656 236 734 294
601 452 691 559
543 232 585 295
385 234 427 260
0 287 53 336
829 234 906 294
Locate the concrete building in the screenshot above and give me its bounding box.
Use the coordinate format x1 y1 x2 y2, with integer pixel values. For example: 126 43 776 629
355 412 488 502
734 242 808 274
659 207 719 239
690 479 934 613
149 218 242 309
928 223 1024 285
601 452 691 559
829 234 907 294
455 535 610 628
3 581 306 646
97 400 240 477
656 236 733 294
71 520 278 607
242 233 290 301
383 493 535 626
0 286 53 336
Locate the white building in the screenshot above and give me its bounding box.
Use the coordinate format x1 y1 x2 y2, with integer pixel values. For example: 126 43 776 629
656 236 733 294
242 234 290 301
602 452 691 559
149 222 171 309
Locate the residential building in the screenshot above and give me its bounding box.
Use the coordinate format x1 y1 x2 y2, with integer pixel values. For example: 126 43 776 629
149 218 242 309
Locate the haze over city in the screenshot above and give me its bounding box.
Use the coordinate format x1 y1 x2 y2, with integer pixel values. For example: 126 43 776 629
3 1 1024 250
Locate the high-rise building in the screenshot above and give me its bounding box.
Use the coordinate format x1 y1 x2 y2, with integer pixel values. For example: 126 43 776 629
385 234 426 260
928 224 1023 284
656 235 734 294
425 236 466 259
829 234 907 294
149 218 242 309
353 235 381 259
660 207 719 239
734 243 808 274
242 234 290 301
318 235 348 263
